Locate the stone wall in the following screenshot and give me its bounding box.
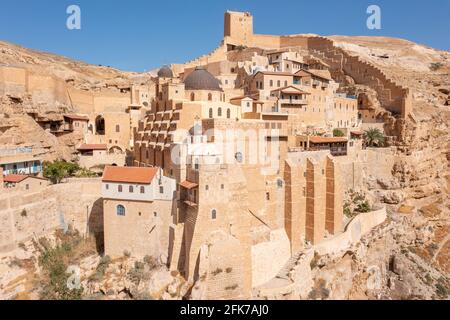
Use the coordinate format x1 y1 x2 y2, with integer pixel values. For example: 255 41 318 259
0 178 103 253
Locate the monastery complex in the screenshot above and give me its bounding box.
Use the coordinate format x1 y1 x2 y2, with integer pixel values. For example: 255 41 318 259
1 11 423 299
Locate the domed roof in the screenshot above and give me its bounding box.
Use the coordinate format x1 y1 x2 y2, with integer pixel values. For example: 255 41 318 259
184 66 222 91
157 65 173 78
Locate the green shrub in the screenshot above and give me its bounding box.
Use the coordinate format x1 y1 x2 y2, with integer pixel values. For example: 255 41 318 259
43 160 81 184
333 129 345 137
429 62 444 71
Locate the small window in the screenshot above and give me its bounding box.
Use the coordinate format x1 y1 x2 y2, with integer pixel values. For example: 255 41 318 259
277 80 280 87
235 152 243 163
140 186 145 193
227 109 231 119
266 192 270 200
118 185 123 192
26 184 29 190
277 179 283 188
129 185 134 193
205 185 209 191
159 186 164 194
208 93 212 101
270 80 273 87
116 125 120 132
218 108 222 117
154 212 158 217
211 209 217 220
209 108 213 119
106 184 109 190
117 205 125 216
221 184 224 190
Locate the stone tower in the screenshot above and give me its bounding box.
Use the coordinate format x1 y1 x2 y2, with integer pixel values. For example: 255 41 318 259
223 11 253 46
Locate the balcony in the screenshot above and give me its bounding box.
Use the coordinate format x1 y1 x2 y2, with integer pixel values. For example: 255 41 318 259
279 98 307 105
261 106 289 117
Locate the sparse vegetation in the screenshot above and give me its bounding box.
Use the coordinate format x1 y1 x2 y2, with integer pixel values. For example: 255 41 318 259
310 252 320 270
235 45 247 51
37 230 85 300
333 128 345 137
89 255 111 282
344 191 372 217
429 62 444 71
211 268 223 276
225 284 238 290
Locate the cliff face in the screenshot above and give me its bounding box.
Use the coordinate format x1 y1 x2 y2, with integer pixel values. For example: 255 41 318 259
0 41 151 161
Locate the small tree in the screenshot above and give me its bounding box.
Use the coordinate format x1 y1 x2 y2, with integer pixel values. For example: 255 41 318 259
363 128 385 147
43 160 80 184
333 129 345 137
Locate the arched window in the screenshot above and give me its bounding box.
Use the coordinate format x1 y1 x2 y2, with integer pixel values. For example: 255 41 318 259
140 186 145 193
226 108 231 119
190 92 195 101
218 108 222 117
129 185 134 193
116 124 120 132
118 185 123 192
117 205 125 216
208 93 212 101
209 108 213 119
211 209 217 220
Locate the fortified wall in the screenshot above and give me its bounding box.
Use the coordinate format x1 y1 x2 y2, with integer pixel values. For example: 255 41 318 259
0 178 103 253
222 11 411 120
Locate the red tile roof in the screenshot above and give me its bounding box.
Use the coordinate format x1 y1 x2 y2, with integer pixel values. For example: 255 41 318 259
3 174 28 183
179 180 198 189
309 136 348 144
77 144 107 151
3 174 47 183
102 166 159 184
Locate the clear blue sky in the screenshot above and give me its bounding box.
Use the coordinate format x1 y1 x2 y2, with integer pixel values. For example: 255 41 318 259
0 0 448 72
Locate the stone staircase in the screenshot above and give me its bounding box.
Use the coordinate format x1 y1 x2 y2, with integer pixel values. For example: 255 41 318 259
274 250 304 281
306 36 411 118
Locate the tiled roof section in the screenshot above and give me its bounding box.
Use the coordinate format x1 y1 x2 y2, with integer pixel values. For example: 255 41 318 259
271 86 310 95
179 180 198 189
254 71 293 77
102 166 159 184
77 144 107 151
294 69 332 81
64 114 89 121
309 136 348 144
3 174 28 183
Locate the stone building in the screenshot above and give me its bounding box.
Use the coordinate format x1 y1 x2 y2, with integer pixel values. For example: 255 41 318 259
102 166 176 259
102 10 393 299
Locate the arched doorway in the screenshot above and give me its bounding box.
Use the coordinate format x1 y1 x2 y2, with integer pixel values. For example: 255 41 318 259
95 115 105 135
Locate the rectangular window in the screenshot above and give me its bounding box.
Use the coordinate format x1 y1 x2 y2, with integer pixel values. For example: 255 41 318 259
159 186 164 194
118 185 122 192
266 192 270 200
